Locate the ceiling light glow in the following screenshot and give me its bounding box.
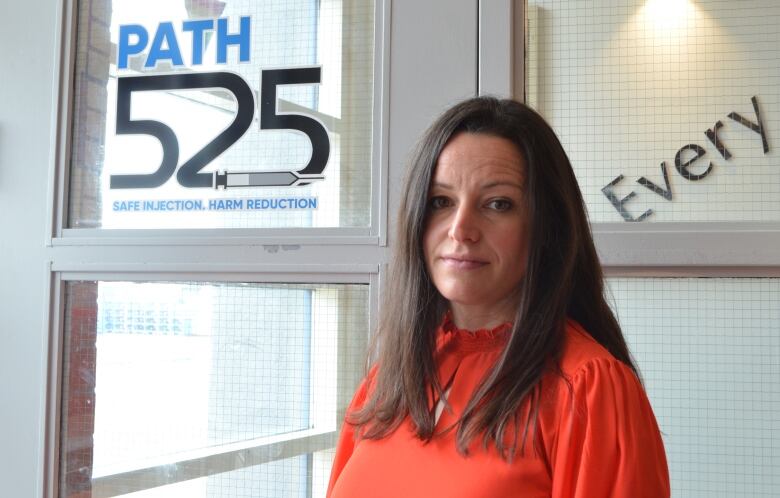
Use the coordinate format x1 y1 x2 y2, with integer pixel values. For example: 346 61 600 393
641 0 695 33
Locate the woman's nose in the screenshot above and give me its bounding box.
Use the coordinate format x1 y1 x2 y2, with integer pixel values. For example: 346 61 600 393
448 205 480 243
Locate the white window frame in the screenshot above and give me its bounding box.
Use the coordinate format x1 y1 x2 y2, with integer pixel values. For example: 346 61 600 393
51 270 376 498
44 0 391 496
50 0 391 246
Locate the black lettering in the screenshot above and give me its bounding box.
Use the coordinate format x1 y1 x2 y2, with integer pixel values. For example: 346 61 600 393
674 144 712 181
704 120 731 160
602 175 652 222
110 72 254 189
176 73 255 187
110 77 179 188
261 67 330 176
637 162 673 200
728 96 769 153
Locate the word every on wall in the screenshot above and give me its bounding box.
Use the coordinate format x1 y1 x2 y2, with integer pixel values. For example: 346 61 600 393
602 96 770 222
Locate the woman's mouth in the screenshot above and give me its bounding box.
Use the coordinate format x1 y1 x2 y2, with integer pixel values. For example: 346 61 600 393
440 256 488 270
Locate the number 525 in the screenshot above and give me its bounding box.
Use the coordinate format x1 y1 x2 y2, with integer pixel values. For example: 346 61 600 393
110 67 330 189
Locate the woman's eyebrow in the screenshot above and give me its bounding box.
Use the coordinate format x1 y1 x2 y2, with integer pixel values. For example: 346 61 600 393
481 180 523 190
430 181 454 190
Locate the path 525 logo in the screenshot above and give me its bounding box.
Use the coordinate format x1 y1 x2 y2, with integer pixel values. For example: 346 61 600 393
112 16 329 190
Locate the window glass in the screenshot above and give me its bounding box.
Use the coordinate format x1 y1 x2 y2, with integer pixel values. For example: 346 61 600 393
206 455 315 498
93 454 331 498
609 277 780 496
69 0 374 229
60 281 368 498
526 0 780 222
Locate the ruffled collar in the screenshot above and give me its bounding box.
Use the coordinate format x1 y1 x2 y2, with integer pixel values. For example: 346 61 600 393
436 311 512 353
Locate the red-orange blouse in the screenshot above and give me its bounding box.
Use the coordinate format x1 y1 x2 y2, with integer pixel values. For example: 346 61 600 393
327 317 670 498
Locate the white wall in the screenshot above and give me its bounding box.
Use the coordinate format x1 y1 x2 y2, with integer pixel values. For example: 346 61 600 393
0 1 58 496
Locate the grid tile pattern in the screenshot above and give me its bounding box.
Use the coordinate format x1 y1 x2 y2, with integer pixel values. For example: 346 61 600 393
608 277 780 497
527 0 780 222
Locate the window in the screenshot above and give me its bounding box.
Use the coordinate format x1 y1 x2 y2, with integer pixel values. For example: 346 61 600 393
68 0 375 230
54 0 383 497
60 281 368 498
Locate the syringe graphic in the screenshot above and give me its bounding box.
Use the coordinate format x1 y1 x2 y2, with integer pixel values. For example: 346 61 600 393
213 170 324 189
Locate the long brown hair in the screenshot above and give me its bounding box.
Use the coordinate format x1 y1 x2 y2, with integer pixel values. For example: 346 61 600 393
350 97 636 459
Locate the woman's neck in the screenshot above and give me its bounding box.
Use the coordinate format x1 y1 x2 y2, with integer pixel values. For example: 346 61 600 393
449 301 516 331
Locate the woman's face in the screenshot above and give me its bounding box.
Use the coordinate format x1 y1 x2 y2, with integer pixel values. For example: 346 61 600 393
423 132 529 320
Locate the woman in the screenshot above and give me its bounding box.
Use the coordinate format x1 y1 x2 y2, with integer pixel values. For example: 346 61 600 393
327 97 669 497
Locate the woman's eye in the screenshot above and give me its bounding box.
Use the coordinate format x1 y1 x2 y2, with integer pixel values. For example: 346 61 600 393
429 196 452 210
486 199 513 211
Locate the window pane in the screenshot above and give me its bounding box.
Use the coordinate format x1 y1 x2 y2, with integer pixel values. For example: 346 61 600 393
60 281 368 497
527 0 780 222
68 0 374 229
608 277 780 496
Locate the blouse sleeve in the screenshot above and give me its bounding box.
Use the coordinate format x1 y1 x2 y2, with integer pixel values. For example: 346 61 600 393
549 358 670 498
326 371 374 498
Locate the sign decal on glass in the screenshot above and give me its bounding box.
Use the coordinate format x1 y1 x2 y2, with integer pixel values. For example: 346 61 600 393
112 16 331 191
602 96 770 222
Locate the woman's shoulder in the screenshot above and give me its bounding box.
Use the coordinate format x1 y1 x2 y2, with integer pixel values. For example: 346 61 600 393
556 318 629 379
538 319 649 433
538 320 670 496
542 318 648 414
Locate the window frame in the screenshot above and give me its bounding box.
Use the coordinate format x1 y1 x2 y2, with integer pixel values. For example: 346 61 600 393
54 272 375 497
49 0 391 244
45 0 391 496
48 269 379 497
593 222 780 271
